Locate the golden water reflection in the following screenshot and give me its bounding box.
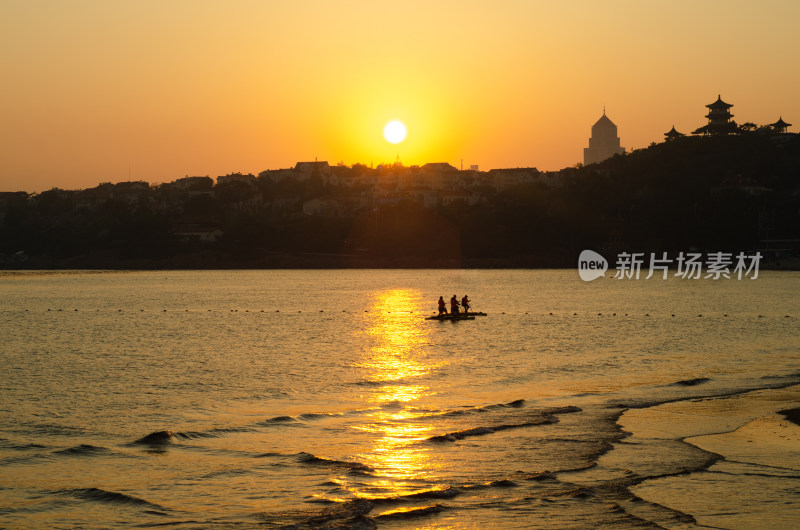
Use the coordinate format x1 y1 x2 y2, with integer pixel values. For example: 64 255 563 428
357 289 438 404
354 289 445 494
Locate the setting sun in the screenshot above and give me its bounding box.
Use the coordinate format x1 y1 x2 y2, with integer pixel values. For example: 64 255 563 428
383 120 407 144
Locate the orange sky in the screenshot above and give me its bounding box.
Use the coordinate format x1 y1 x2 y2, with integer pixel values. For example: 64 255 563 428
2 0 799 192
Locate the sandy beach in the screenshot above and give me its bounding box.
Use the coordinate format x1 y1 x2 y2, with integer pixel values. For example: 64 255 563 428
624 385 800 528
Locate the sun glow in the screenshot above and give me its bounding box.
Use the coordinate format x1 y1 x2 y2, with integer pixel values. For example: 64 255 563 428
383 120 407 144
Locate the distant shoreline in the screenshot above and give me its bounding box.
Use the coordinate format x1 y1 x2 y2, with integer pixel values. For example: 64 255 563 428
3 250 800 271
2 260 799 272
2 135 798 272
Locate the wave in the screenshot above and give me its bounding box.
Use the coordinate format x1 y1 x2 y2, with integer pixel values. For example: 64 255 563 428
375 503 445 520
617 376 800 410
52 444 110 456
298 498 374 527
442 399 527 417
427 416 556 442
428 400 581 420
671 377 711 387
423 403 582 442
288 402 456 422
479 478 517 488
269 491 454 527
296 452 374 474
350 380 382 387
131 431 179 445
127 412 338 448
130 430 213 446
542 405 582 415
131 422 269 446
483 398 526 409
366 478 529 506
55 487 165 510
404 487 462 500
437 408 473 418
516 470 556 481
256 474 554 527
259 415 297 424
208 425 256 434
298 412 341 420
360 487 463 507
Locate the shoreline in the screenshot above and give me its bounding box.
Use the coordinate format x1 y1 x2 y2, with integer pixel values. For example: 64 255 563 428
624 384 800 528
3 261 800 271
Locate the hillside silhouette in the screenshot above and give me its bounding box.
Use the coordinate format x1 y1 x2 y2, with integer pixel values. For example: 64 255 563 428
1 134 798 269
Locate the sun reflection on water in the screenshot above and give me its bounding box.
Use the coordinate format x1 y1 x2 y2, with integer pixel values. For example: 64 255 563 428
357 289 439 404
352 289 445 495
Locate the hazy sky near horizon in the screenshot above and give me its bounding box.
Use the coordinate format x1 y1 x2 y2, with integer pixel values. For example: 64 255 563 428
2 0 799 192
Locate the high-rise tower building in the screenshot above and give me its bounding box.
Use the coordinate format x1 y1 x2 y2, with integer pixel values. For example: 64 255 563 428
583 111 625 165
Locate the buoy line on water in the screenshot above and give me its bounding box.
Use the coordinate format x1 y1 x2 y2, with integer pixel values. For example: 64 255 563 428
20 309 795 318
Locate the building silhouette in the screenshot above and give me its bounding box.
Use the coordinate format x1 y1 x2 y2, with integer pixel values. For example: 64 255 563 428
584 111 625 165
664 126 685 141
770 117 791 134
693 95 737 135
679 95 793 137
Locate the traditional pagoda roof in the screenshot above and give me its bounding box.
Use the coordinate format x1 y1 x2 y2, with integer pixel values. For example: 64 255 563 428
664 126 685 140
770 117 791 129
706 94 733 110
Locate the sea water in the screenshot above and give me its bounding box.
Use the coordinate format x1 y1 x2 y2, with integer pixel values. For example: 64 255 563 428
0 269 798 528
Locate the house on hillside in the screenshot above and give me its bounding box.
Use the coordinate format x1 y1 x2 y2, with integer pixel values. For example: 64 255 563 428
217 173 256 186
294 161 332 182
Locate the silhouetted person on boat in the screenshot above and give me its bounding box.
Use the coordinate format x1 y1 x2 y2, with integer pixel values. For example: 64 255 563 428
438 296 447 315
461 295 471 314
450 295 460 315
